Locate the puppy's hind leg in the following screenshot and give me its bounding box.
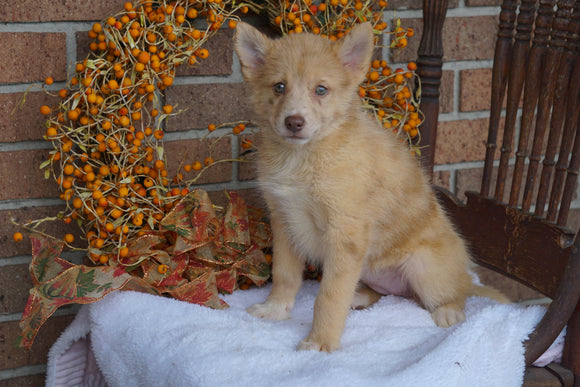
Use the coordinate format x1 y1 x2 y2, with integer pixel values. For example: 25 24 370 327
351 283 382 310
247 215 304 320
402 246 472 328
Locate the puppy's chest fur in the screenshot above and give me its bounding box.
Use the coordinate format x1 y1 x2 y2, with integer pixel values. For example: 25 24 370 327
258 147 337 260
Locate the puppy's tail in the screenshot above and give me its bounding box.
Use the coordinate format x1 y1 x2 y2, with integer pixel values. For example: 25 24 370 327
471 285 511 303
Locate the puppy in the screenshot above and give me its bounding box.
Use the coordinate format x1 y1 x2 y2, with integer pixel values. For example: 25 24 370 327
234 22 507 352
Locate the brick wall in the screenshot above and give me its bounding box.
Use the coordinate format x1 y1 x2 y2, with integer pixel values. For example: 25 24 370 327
0 1 577 384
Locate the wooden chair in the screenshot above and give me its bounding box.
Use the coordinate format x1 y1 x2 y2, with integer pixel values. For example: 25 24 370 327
416 0 580 385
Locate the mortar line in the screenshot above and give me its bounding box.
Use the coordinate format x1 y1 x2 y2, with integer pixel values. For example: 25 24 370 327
0 365 46 381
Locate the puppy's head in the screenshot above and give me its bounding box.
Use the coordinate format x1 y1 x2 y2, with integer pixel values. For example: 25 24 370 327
234 22 374 145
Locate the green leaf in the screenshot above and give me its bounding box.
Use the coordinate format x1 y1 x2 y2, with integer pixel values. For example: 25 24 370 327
75 269 100 297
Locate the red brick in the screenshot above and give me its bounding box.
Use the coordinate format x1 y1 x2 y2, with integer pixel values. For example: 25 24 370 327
395 16 498 63
435 118 490 164
238 133 258 182
460 68 493 112
440 70 454 114
0 0 126 22
444 16 498 61
0 265 32 314
0 374 45 387
235 188 267 209
466 0 502 6
0 92 59 143
164 137 232 185
0 33 67 84
455 167 485 201
433 170 451 191
1 205 84 258
238 159 258 181
0 314 75 371
165 83 256 131
75 31 94 63
176 29 235 77
388 0 460 9
0 150 60 201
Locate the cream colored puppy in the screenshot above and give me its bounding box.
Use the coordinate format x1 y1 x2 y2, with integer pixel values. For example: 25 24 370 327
234 22 506 352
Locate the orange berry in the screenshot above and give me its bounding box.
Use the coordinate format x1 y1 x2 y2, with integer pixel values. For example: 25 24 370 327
368 71 380 82
40 105 51 115
93 238 105 249
64 233 75 244
143 177 154 188
198 49 209 59
13 232 24 242
162 104 173 114
157 264 169 274
192 161 202 171
63 164 75 175
119 116 130 127
232 124 245 135
241 139 253 149
118 185 129 197
138 51 150 64
45 127 58 138
72 197 83 209
118 246 129 258
208 124 216 132
44 77 54 85
154 160 165 170
108 79 119 89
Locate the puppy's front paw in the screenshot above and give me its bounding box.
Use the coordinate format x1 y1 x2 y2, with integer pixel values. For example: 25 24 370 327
297 337 339 353
431 304 466 327
246 302 291 320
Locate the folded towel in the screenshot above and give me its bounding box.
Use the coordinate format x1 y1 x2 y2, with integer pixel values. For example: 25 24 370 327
47 281 564 387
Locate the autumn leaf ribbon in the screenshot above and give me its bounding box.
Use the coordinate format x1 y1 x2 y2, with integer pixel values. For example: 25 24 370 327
18 189 271 349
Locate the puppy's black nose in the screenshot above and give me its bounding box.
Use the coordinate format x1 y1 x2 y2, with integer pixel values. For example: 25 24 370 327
285 115 305 133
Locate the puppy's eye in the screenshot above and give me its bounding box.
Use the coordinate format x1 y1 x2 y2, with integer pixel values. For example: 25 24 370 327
273 82 286 94
315 85 328 96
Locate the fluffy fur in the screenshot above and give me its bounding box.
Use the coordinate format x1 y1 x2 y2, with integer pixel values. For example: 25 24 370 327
234 22 508 352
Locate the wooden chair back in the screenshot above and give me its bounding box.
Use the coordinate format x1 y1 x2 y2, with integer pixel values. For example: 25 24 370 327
416 0 580 382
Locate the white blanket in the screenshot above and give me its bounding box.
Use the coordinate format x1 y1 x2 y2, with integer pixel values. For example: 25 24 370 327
46 281 564 387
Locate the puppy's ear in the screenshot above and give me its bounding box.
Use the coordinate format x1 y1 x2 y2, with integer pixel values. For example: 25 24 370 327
337 22 375 81
234 22 270 80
